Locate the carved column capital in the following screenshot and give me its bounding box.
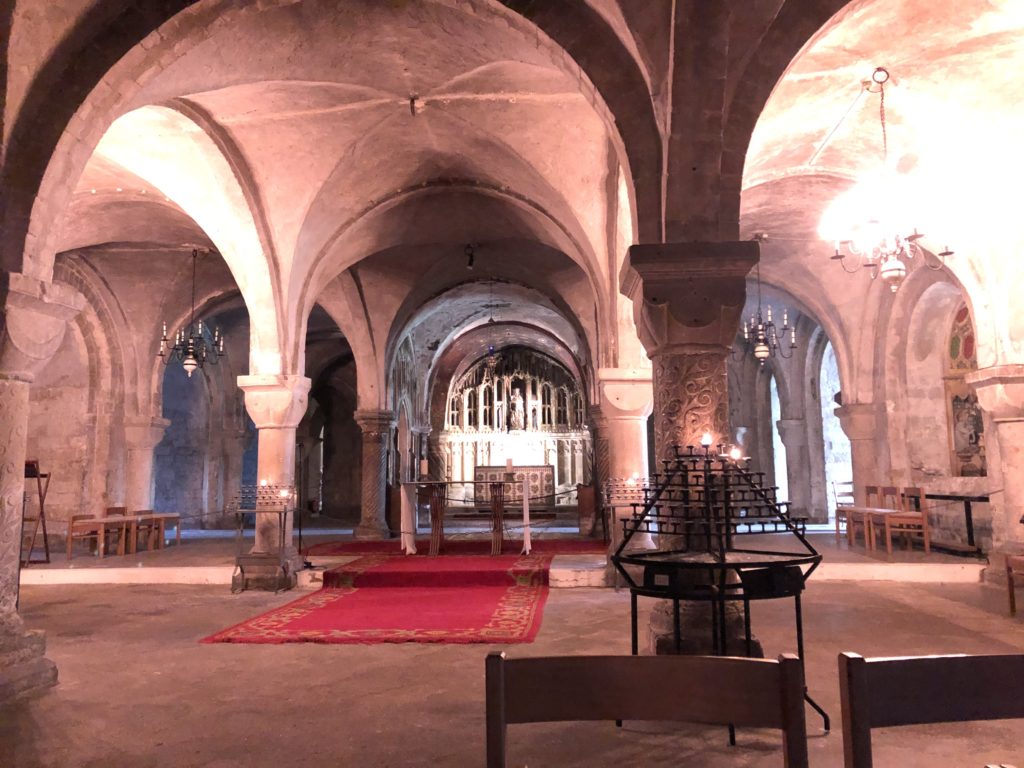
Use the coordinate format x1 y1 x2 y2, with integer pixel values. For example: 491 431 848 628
0 272 84 381
124 417 171 450
776 418 808 448
966 365 1024 420
620 241 757 356
355 409 396 438
597 367 653 421
237 374 311 430
835 403 881 441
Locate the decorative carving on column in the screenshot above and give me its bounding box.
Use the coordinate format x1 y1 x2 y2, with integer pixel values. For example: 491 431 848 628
620 242 756 655
0 273 83 701
589 405 610 492
621 241 756 460
653 352 727 462
354 409 395 539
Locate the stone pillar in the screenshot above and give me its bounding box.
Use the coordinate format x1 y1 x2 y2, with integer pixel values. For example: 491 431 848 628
0 273 82 701
835 403 883 506
237 374 311 560
967 365 1024 551
596 368 653 482
354 409 394 539
124 417 171 511
777 418 813 520
622 242 755 460
621 242 757 655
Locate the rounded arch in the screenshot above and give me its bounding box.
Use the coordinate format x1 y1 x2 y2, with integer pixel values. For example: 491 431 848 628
9 0 645 284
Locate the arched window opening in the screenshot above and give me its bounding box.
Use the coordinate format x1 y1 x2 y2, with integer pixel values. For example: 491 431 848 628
819 341 852 520
770 374 789 504
541 384 553 426
556 389 568 426
482 386 493 429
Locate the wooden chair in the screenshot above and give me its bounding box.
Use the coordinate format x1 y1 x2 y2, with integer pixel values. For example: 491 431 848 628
839 651 1024 768
486 652 808 768
846 485 878 548
1007 554 1024 616
870 487 930 556
832 480 855 543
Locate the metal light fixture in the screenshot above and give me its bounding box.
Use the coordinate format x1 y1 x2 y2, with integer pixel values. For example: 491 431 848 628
158 249 224 377
738 262 796 366
823 66 953 292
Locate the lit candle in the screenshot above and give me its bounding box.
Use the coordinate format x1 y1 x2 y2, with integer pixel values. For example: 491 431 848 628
767 306 772 322
162 321 167 337
700 432 713 447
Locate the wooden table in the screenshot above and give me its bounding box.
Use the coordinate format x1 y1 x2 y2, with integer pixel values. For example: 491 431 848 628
924 492 988 555
66 515 127 560
126 512 181 554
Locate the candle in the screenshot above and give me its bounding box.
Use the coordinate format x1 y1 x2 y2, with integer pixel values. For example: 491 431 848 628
700 432 713 447
506 458 513 472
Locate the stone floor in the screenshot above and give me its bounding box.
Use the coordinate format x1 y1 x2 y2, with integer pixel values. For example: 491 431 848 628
3 575 1023 767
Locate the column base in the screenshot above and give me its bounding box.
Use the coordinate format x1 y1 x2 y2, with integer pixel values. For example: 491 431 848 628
648 600 763 657
0 613 58 703
355 521 390 540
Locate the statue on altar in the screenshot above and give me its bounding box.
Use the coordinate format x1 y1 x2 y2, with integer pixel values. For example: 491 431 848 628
510 389 525 430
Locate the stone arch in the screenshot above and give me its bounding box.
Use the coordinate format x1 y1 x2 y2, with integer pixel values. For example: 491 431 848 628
89 105 282 373
8 0 645 283
296 182 606 356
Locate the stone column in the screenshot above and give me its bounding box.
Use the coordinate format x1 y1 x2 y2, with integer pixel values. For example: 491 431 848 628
622 242 756 460
967 365 1024 552
596 368 653 481
354 409 394 539
777 418 813 520
835 403 884 506
0 273 82 701
621 241 757 655
123 417 171 511
237 374 311 561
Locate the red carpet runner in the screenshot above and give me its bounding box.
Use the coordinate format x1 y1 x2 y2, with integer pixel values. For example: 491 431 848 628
201 553 552 645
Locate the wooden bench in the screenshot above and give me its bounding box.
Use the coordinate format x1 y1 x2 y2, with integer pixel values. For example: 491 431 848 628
486 652 808 767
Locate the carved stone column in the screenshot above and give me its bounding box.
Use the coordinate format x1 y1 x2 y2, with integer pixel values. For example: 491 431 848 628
835 403 884 506
777 418 812 520
622 242 756 461
0 273 82 702
967 365 1024 551
238 374 311 564
354 410 394 539
124 417 171 511
621 242 757 655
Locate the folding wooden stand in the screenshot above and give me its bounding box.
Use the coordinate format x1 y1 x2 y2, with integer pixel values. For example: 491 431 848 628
20 459 51 566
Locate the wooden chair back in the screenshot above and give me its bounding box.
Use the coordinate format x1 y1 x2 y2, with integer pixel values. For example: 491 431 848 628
878 486 900 510
105 506 127 517
832 480 855 507
486 652 808 768
900 487 923 512
839 651 1024 768
863 485 880 506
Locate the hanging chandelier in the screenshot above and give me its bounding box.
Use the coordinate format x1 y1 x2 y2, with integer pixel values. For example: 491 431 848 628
821 66 952 292
157 248 224 377
738 261 796 366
